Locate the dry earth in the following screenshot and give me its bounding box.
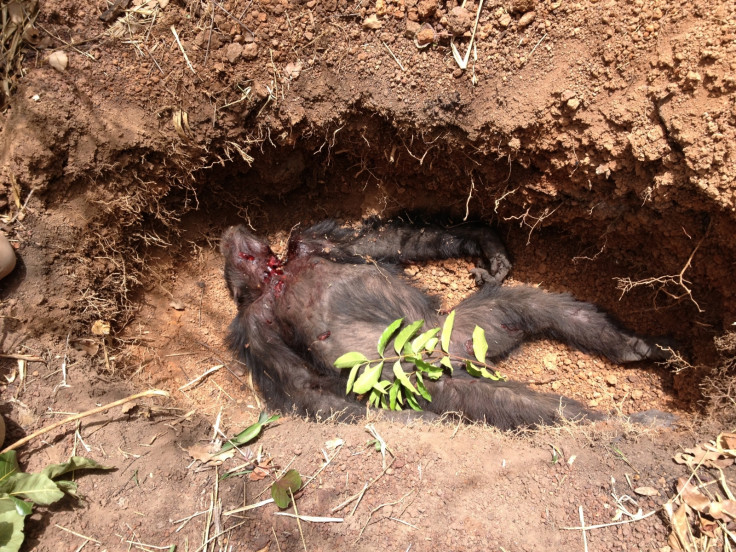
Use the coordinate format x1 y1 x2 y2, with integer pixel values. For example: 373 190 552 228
0 0 735 549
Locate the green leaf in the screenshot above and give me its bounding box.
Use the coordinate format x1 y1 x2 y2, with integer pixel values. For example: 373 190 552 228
402 340 414 357
54 481 79 499
353 361 384 395
414 358 444 380
415 373 432 402
465 361 482 378
0 452 20 493
411 328 440 355
380 394 389 409
392 361 417 394
346 363 361 394
405 392 423 412
8 497 31 516
472 326 488 364
334 351 369 369
394 319 424 355
378 318 404 357
373 380 392 394
424 337 439 353
6 473 64 506
389 380 401 410
480 367 503 381
441 310 456 353
440 356 454 373
41 457 113 481
0 495 27 552
220 413 280 453
369 389 381 408
271 469 302 509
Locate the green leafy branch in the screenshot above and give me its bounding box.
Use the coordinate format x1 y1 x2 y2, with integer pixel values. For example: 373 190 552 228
334 310 505 412
0 451 114 552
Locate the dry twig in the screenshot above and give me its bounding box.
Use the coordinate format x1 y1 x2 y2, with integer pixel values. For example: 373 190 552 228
1 389 169 453
615 224 709 312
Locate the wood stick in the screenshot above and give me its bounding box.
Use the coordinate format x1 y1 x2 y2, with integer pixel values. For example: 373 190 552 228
1 389 169 453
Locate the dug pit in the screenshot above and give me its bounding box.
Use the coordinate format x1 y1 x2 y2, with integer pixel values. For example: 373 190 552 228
0 0 735 549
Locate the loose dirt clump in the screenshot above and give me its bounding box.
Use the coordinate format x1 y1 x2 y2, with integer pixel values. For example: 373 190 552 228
0 0 735 549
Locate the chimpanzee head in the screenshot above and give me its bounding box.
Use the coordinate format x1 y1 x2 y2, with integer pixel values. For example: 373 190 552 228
221 226 278 306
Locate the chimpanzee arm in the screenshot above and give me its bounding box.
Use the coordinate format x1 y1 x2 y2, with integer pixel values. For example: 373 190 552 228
300 219 511 285
228 309 368 421
229 306 436 422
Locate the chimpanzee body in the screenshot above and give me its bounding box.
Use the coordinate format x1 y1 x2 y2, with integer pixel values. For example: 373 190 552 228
221 219 671 430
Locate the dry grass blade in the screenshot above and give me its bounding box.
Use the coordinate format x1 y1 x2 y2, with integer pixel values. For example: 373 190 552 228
1 0 39 108
1 389 169 453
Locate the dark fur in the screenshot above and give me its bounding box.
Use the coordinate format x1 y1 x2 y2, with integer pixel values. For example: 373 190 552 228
221 219 671 430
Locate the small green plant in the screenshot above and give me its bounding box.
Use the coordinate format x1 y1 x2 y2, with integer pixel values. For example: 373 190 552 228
0 451 113 552
334 310 505 411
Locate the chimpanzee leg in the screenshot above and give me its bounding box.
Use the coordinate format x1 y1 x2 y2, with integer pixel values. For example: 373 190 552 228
422 377 602 429
451 284 672 363
299 219 511 285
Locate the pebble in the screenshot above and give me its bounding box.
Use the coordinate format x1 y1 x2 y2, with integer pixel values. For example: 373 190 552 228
518 11 536 28
567 98 580 110
560 89 576 102
363 14 383 29
416 25 435 45
243 43 258 60
509 0 535 14
606 374 618 386
225 42 243 63
447 6 473 36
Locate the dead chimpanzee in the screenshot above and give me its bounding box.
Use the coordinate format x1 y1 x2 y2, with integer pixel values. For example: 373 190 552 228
221 219 673 430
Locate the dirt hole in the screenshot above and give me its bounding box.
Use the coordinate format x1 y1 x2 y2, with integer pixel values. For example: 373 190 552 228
1 0 735 548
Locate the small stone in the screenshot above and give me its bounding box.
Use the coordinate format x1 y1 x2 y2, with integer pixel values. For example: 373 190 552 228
284 61 302 79
363 14 383 29
508 137 521 149
48 50 68 71
417 0 436 18
498 12 512 27
242 42 258 60
225 42 243 63
542 353 557 371
416 25 435 45
686 71 701 83
560 89 576 102
453 68 464 78
567 98 580 110
606 374 618 386
405 20 420 37
447 6 473 36
518 11 536 28
631 389 643 400
509 0 535 14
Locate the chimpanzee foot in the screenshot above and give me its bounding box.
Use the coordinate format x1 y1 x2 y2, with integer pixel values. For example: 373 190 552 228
470 267 503 287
